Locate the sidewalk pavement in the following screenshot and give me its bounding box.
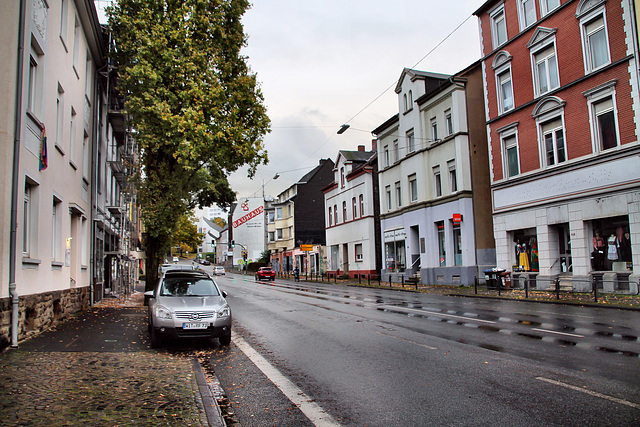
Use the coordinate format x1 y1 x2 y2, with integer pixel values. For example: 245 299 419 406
0 292 224 427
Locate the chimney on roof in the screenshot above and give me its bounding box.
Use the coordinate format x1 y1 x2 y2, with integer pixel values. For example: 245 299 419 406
358 145 365 152
371 139 377 152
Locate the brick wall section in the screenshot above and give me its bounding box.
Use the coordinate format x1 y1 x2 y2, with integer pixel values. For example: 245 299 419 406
0 287 90 344
478 0 636 182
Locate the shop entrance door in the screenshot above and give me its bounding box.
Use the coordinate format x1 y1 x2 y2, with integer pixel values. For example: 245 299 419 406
556 224 572 273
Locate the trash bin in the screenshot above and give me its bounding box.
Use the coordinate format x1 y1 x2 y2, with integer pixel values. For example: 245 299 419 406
484 268 506 290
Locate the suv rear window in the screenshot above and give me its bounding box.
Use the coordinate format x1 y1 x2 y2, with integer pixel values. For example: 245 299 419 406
161 277 219 297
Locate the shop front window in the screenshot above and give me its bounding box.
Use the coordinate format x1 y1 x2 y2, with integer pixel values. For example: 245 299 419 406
591 216 631 271
512 229 538 272
385 241 406 272
437 221 446 266
453 224 462 266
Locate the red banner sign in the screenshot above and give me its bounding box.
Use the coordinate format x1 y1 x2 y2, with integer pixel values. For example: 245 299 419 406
233 206 264 228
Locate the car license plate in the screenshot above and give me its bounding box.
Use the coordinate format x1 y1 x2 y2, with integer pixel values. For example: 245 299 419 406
183 322 208 330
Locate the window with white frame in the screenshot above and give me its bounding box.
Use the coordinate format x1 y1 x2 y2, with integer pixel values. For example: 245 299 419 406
518 0 537 30
23 179 39 258
352 197 357 219
328 206 332 226
277 228 283 240
385 185 392 210
393 140 399 162
82 130 90 179
81 216 88 266
52 196 62 261
359 194 364 217
445 109 453 136
383 145 389 167
430 118 438 142
497 68 514 113
28 42 44 119
579 9 610 73
584 81 619 152
268 231 275 242
69 106 77 166
355 244 363 262
502 132 520 178
60 0 69 46
532 43 560 96
288 226 293 238
56 84 65 150
334 204 338 224
491 5 508 48
342 201 347 222
275 207 283 219
407 130 415 153
448 160 458 192
403 93 408 112
395 181 402 207
409 174 417 202
73 17 81 77
540 118 566 166
540 0 560 16
268 211 275 223
433 166 442 197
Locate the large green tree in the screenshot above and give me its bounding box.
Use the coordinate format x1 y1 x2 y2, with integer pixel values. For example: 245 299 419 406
109 0 270 289
172 212 204 255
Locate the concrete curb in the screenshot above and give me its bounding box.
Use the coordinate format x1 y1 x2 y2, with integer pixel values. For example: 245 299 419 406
191 356 226 427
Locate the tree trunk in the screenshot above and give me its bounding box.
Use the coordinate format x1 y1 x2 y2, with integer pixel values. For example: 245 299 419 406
145 235 162 292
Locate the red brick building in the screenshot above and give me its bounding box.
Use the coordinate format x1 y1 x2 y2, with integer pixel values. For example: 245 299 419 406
474 0 640 290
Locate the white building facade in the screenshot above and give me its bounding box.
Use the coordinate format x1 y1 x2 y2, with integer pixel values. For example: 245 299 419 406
324 147 379 278
374 67 495 285
230 197 266 267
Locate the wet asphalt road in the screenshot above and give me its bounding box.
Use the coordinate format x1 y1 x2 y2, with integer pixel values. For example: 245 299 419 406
213 271 640 426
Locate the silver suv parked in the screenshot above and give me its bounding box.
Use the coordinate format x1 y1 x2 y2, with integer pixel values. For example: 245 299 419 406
145 269 231 347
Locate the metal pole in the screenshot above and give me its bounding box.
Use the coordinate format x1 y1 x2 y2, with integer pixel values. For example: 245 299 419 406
525 276 529 299
555 277 560 300
593 275 598 303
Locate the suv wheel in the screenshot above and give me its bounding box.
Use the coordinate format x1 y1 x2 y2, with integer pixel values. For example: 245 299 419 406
219 333 231 346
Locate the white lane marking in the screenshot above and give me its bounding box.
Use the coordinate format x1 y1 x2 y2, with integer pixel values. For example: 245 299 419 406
532 328 584 338
233 335 341 427
380 305 496 324
536 377 640 409
376 330 438 350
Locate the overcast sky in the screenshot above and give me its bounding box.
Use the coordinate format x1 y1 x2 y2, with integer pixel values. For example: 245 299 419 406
97 1 488 200
232 0 487 198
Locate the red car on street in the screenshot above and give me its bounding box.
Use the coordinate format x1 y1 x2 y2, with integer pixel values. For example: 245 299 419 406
255 267 275 281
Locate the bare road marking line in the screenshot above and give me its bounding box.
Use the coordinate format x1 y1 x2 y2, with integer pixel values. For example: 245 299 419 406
536 377 640 409
381 305 496 324
376 330 438 350
532 328 584 338
233 335 341 426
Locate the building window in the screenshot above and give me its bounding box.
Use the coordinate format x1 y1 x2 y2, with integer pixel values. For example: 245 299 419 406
448 160 457 192
541 0 560 16
352 197 357 219
540 118 566 166
69 106 77 165
503 134 520 178
268 211 275 223
518 0 537 30
392 140 399 162
383 145 390 167
437 221 446 266
532 44 559 96
81 216 88 266
342 201 347 222
56 84 65 149
386 186 392 210
73 17 81 77
445 109 453 136
268 231 275 242
580 12 610 73
334 204 338 225
359 194 364 217
277 228 283 240
430 118 438 142
52 197 62 261
408 90 413 108
27 40 45 119
394 181 402 207
275 207 283 219
82 130 90 179
407 130 415 153
409 174 417 202
497 68 514 113
328 207 332 226
355 244 363 262
433 166 442 197
23 185 31 255
340 167 345 188
491 5 508 48
592 96 618 151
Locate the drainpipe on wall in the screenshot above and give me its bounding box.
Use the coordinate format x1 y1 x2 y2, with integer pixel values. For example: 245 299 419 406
9 0 28 347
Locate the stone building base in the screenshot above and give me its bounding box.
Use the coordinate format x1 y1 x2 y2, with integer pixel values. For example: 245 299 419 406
0 287 90 346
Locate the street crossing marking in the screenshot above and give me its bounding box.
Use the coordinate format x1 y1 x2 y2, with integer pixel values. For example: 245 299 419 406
536 377 640 409
233 335 341 427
